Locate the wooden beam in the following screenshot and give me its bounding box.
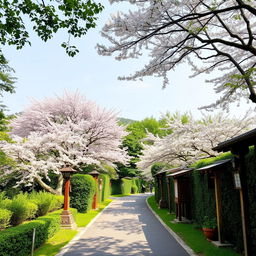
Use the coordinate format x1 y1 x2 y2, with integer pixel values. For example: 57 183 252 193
214 172 223 243
166 177 171 213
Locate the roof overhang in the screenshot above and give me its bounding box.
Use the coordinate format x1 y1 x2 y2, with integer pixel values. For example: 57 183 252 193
213 128 256 153
196 159 231 172
167 168 193 178
153 167 182 177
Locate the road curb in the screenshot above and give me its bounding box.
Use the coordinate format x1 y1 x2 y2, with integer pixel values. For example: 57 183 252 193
55 200 114 256
146 196 197 256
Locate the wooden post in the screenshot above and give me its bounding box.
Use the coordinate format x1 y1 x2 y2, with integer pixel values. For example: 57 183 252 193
232 149 250 256
92 175 98 210
214 172 223 243
64 179 70 211
166 177 171 213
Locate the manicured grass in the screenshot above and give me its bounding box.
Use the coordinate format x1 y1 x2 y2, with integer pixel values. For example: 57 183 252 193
33 199 112 256
110 194 131 197
76 199 112 227
34 229 78 256
147 196 240 256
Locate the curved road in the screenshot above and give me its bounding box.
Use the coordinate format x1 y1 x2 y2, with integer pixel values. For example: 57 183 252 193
60 194 190 256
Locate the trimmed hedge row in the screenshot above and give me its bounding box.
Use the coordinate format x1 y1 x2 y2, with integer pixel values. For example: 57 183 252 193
121 178 132 195
70 174 96 213
0 213 60 256
99 174 111 203
111 177 143 195
0 192 63 228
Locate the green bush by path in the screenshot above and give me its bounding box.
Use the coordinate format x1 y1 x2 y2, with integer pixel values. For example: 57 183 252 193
6 193 38 226
99 174 110 202
111 177 143 195
111 179 122 195
29 191 63 217
0 208 12 230
131 185 138 194
70 174 96 213
0 212 60 256
121 178 132 195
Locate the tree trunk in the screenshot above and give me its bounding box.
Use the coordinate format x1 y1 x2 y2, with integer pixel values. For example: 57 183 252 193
55 174 63 195
35 176 60 195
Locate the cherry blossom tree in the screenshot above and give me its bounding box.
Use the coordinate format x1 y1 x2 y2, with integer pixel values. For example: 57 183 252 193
1 92 129 194
138 111 255 174
97 0 256 110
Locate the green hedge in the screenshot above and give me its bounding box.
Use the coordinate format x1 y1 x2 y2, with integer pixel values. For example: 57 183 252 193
0 208 12 230
111 178 143 195
0 212 60 256
245 150 256 252
111 179 122 195
190 153 244 252
99 174 110 202
70 174 96 213
121 178 132 195
154 173 168 207
132 178 142 193
6 194 38 226
29 191 63 217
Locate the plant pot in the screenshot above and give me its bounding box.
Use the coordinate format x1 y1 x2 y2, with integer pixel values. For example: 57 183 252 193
202 227 218 241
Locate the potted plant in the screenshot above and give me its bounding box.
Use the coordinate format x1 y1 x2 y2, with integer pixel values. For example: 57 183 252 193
202 216 218 241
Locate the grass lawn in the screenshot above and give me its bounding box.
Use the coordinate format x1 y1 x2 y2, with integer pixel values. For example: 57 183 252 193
110 194 131 197
76 199 112 227
34 229 78 256
33 199 112 256
147 196 241 256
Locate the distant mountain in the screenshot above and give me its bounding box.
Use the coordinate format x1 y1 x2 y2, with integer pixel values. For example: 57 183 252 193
118 117 137 125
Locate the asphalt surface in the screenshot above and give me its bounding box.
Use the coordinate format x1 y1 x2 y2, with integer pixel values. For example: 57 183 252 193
61 194 190 256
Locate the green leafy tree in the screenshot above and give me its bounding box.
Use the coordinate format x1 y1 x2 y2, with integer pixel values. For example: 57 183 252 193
0 0 104 57
118 117 169 178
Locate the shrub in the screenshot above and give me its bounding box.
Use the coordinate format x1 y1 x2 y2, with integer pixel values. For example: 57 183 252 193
29 191 57 216
0 213 60 256
121 178 132 195
7 194 38 226
111 179 122 195
70 174 96 213
99 174 110 202
52 195 64 211
131 185 138 194
0 192 6 202
0 192 11 209
133 178 142 193
0 209 12 230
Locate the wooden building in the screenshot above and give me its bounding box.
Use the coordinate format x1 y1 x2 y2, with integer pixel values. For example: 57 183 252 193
197 159 231 245
213 128 256 256
167 168 193 222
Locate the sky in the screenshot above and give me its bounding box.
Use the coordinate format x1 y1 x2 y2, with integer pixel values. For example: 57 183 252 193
2 1 254 121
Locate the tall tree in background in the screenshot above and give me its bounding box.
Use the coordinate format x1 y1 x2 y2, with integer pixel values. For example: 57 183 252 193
1 92 129 194
98 0 256 110
118 117 169 177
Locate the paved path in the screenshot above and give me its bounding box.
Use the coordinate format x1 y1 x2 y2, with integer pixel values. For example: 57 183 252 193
62 194 190 256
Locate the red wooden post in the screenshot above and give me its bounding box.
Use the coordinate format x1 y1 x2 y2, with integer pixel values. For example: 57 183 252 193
92 175 98 210
64 179 70 211
60 167 77 229
89 170 99 210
